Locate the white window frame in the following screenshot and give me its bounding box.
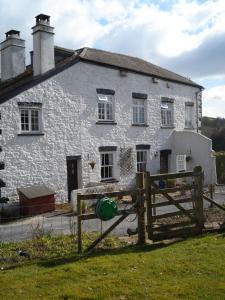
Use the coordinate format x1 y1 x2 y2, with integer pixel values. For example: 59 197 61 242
97 94 114 122
137 150 147 172
20 107 42 133
100 152 114 180
161 101 173 127
176 154 186 172
185 104 194 128
133 98 146 125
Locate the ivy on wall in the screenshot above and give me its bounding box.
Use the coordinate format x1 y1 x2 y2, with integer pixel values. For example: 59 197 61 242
215 152 225 184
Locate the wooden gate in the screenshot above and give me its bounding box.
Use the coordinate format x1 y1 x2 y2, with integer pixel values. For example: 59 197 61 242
77 166 205 253
145 166 204 242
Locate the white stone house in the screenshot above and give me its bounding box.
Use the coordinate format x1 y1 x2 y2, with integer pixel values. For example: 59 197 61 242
0 14 216 202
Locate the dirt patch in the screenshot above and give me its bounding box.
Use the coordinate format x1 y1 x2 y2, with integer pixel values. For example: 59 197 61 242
154 207 225 229
55 203 73 212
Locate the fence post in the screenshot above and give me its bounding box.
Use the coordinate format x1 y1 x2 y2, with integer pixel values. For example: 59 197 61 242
77 193 82 253
194 166 204 230
209 184 214 208
136 173 146 245
145 172 153 240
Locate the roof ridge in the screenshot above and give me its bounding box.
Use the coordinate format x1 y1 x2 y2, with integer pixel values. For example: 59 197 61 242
78 47 202 88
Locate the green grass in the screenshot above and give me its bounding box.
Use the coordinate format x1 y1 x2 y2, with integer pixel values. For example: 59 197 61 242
1 234 225 300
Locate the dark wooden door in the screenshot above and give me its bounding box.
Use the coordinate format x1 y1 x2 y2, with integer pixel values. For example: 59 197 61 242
160 155 168 173
160 149 171 174
67 159 78 202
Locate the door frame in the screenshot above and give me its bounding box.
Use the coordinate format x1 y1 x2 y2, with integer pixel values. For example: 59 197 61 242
66 155 82 202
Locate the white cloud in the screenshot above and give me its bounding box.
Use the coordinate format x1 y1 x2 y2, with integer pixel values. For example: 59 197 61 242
203 85 225 117
0 0 225 117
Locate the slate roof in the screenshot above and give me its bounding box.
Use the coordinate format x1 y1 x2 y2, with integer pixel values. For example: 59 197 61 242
0 46 202 104
79 47 201 88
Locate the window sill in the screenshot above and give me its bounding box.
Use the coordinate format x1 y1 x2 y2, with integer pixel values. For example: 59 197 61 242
96 121 117 125
18 133 45 136
160 126 175 129
100 179 119 183
132 124 149 127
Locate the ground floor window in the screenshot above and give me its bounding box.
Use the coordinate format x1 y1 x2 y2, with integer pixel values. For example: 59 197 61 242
176 154 186 172
137 150 147 172
101 152 114 180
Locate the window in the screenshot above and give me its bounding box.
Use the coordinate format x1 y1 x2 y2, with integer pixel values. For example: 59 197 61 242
176 154 186 172
137 150 147 172
161 99 174 127
185 103 194 128
133 98 145 124
97 94 114 121
20 108 41 133
101 152 114 180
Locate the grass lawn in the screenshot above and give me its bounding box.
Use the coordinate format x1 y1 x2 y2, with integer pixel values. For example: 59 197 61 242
0 233 225 300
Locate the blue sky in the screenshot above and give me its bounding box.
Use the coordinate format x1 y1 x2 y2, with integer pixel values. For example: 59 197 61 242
0 0 225 117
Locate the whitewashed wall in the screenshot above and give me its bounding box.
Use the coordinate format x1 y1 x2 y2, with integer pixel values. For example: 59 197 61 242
170 130 217 185
0 61 203 201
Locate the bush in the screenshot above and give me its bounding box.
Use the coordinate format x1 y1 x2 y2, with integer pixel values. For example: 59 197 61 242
167 179 176 188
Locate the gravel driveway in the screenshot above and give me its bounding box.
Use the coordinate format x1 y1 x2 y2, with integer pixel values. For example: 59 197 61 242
1 186 225 243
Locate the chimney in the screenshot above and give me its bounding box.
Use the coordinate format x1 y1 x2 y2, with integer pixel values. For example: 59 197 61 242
0 30 25 81
32 14 55 76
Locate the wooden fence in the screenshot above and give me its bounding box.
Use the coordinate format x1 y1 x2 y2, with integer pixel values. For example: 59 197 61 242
77 189 144 253
144 166 204 242
77 165 225 253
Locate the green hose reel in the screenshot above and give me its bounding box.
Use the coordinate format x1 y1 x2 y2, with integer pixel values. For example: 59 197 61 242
95 197 118 221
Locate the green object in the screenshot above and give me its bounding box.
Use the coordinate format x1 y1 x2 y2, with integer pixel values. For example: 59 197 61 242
95 197 118 221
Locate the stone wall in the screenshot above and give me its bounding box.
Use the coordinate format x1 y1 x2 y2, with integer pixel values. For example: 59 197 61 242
0 61 201 201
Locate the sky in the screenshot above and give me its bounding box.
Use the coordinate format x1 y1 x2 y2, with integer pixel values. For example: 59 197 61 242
0 0 224 118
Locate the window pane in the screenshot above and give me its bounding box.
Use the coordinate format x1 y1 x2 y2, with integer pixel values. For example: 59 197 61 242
167 110 172 125
133 106 138 123
21 110 29 131
108 166 112 178
98 95 108 101
185 106 193 127
105 166 109 178
139 107 145 123
101 166 104 179
98 103 105 120
106 103 113 120
31 110 39 131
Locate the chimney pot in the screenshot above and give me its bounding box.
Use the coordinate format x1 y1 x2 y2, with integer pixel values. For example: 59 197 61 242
35 14 50 25
5 30 20 38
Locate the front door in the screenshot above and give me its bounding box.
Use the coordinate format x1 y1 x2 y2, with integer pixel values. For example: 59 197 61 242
67 159 78 202
160 149 171 174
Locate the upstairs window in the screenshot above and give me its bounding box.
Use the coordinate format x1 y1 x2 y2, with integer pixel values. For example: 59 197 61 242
185 103 194 128
21 109 40 132
97 91 114 122
18 102 42 134
132 93 147 125
133 99 145 125
161 98 174 127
